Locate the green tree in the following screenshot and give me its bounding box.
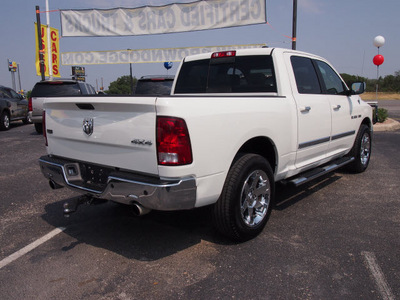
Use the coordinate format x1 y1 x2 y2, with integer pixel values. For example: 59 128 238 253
106 75 137 94
340 73 368 89
340 72 400 93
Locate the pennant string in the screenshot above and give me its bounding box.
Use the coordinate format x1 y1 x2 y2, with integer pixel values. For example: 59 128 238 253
267 21 296 41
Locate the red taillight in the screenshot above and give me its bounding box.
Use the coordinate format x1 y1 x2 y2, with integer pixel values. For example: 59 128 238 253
211 50 236 58
42 110 48 146
157 117 192 166
28 97 32 112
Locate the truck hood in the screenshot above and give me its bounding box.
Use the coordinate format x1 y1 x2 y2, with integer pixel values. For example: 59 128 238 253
44 96 158 175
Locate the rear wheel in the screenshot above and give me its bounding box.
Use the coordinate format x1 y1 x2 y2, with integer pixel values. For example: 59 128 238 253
347 124 371 173
34 122 43 134
22 114 32 125
212 154 274 242
0 112 10 131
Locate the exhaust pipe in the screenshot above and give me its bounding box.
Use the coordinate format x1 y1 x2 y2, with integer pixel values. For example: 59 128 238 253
49 180 63 190
132 203 151 216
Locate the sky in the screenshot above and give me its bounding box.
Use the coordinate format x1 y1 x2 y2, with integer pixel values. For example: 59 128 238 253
0 0 399 93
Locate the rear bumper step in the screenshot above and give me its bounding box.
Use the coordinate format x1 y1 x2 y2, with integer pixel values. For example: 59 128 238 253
284 157 355 187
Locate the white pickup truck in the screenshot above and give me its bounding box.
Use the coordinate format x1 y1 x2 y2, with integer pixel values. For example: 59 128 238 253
39 47 373 241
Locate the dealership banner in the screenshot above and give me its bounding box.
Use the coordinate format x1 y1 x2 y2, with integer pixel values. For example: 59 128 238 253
35 24 60 77
61 0 266 37
61 44 265 65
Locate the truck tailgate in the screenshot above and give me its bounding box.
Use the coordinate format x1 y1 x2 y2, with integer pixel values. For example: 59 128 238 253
44 96 158 175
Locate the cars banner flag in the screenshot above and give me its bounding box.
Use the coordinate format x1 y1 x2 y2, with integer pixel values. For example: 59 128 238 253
35 24 60 77
60 0 266 37
60 44 265 65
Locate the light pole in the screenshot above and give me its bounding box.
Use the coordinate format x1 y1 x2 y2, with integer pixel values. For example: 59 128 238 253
128 49 133 95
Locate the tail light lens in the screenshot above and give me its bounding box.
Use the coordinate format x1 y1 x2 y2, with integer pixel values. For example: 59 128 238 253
157 117 192 166
42 110 48 146
28 97 32 112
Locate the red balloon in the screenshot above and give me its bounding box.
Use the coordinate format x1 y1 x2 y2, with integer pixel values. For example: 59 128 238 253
373 54 384 66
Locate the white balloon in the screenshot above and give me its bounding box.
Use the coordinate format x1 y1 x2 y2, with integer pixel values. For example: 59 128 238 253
373 36 385 48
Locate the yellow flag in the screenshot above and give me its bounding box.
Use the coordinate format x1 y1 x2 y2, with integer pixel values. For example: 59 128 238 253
35 23 60 77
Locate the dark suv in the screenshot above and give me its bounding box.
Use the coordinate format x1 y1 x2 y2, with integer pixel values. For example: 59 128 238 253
30 80 96 133
0 85 30 131
134 75 175 95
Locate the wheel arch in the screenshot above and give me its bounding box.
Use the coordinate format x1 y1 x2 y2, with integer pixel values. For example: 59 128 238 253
234 136 278 174
361 117 372 130
1 107 10 116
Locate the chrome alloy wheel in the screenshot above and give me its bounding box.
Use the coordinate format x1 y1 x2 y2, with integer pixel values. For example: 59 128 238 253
360 132 371 166
3 114 10 129
240 170 271 227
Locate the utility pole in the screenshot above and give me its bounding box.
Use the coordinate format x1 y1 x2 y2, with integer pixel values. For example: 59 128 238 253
292 0 297 50
17 64 22 93
36 6 45 81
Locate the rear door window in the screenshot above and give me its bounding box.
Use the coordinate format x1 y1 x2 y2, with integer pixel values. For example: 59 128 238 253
291 56 322 94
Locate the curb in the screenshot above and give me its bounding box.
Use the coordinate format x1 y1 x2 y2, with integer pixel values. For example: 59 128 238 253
373 118 400 132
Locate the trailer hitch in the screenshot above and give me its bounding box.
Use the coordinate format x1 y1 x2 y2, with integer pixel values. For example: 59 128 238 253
63 195 107 217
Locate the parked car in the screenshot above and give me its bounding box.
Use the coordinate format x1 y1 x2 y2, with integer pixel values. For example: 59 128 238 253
134 75 175 95
30 79 96 133
0 85 30 131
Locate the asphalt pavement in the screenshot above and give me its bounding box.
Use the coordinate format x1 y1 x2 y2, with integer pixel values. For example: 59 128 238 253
0 102 399 299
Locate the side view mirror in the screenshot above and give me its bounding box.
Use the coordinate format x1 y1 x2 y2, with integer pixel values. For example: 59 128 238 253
350 82 366 95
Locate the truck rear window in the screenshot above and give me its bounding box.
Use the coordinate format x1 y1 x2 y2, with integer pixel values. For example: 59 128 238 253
135 79 174 95
174 55 277 94
31 82 82 97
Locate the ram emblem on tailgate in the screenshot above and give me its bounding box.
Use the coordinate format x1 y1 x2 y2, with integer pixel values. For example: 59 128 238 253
83 118 94 136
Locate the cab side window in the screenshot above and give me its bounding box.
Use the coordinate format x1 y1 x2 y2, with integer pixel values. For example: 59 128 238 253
291 56 321 94
315 60 346 95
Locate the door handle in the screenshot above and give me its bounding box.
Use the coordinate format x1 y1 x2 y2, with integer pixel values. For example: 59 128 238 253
333 104 341 110
300 106 311 112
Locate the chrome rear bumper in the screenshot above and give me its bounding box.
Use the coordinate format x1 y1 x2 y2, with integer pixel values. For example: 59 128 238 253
39 155 197 211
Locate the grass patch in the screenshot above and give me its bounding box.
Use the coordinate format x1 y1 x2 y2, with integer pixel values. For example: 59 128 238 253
361 92 400 100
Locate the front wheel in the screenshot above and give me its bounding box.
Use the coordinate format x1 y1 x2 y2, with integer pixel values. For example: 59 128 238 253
212 154 275 242
347 124 372 173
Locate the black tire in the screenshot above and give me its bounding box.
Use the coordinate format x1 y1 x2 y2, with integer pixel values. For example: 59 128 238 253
34 122 43 134
22 114 32 125
0 111 10 131
346 124 372 173
212 154 275 242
